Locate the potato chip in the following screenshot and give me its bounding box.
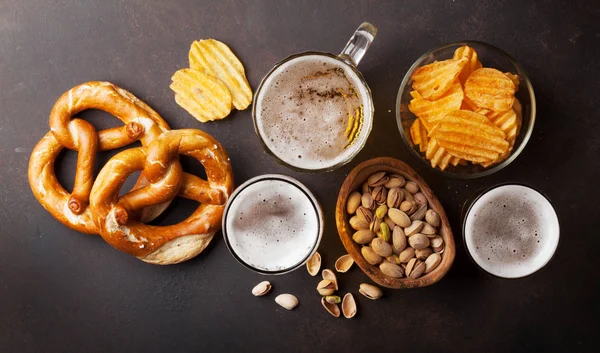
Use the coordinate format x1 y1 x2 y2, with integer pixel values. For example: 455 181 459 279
408 80 464 130
487 108 519 143
410 118 429 152
170 68 233 122
189 39 253 110
460 95 491 115
425 138 461 171
411 58 468 100
464 68 515 112
505 72 520 91
512 98 523 121
409 90 423 100
453 46 483 84
431 110 509 163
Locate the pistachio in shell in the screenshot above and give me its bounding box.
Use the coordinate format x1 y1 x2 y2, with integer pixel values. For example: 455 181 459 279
306 252 321 276
415 247 433 260
386 255 401 265
352 229 375 244
408 260 426 279
384 216 396 230
403 190 415 202
425 253 442 273
399 247 415 263
251 281 272 296
356 206 374 224
361 246 382 265
400 200 416 214
342 293 357 319
431 236 445 253
349 216 370 230
414 192 427 207
322 269 338 290
367 171 388 187
392 226 407 253
321 297 341 317
334 254 354 273
346 191 362 214
425 209 441 227
275 294 298 310
371 237 393 257
405 258 417 277
371 186 387 204
408 233 430 250
359 283 382 300
405 220 424 236
380 261 404 278
387 187 403 209
361 181 370 194
388 208 411 227
421 222 436 235
384 174 405 188
361 193 374 210
370 217 382 233
405 181 419 194
317 279 336 296
410 204 428 221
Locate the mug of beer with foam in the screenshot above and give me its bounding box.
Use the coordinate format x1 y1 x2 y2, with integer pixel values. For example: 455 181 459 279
253 23 377 172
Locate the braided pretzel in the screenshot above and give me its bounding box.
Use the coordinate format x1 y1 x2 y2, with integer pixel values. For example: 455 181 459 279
28 82 173 234
90 129 234 265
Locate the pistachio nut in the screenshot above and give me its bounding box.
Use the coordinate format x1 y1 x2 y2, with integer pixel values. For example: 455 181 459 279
361 193 374 210
375 204 388 220
371 186 387 204
359 283 383 300
415 247 433 260
399 247 415 263
403 190 415 202
420 222 436 235
405 258 417 277
352 229 375 244
306 251 321 276
361 246 382 265
321 297 341 317
425 253 442 273
251 281 272 296
405 220 424 236
384 174 406 188
430 236 444 253
317 279 336 296
408 260 426 279
342 293 357 319
408 233 430 250
334 254 354 273
400 200 416 214
361 181 371 194
388 208 411 227
322 269 338 290
384 216 396 230
426 209 440 227
387 187 403 209
325 295 342 304
349 215 370 230
371 237 393 257
369 217 382 232
275 294 299 310
410 204 428 221
367 171 388 187
346 191 361 214
414 192 427 207
356 206 374 224
386 255 401 265
405 181 419 194
380 261 404 278
392 226 407 253
379 222 391 242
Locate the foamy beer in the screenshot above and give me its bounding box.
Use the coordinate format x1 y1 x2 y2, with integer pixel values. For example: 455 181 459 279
253 23 377 172
222 174 323 274
463 184 560 278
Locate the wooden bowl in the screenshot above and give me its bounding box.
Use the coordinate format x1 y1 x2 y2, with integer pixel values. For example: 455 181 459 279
335 157 455 288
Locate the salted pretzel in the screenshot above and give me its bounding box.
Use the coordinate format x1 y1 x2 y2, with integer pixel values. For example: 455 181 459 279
28 82 172 234
90 129 234 265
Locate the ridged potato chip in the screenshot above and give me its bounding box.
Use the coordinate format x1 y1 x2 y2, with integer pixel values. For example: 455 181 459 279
487 108 519 143
431 110 509 163
453 45 483 84
505 72 520 91
412 58 467 100
408 80 464 130
170 68 233 122
189 39 253 110
410 118 429 152
425 138 461 171
464 68 515 112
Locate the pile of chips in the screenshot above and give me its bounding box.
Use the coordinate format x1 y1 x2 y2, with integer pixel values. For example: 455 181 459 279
171 39 253 122
409 45 522 170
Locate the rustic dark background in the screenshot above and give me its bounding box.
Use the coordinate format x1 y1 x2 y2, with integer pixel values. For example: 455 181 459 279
1 1 598 352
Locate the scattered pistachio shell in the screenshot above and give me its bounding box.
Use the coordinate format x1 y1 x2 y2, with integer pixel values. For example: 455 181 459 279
342 293 357 319
346 191 362 214
306 252 321 276
322 269 338 291
359 283 382 300
321 297 341 317
335 254 354 273
425 253 442 273
425 209 441 227
275 294 298 310
361 246 383 265
251 281 272 296
317 279 336 296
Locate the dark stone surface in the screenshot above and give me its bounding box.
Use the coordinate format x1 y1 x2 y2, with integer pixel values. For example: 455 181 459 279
1 1 598 352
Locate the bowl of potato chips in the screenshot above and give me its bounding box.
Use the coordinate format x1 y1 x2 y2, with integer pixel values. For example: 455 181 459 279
396 41 536 178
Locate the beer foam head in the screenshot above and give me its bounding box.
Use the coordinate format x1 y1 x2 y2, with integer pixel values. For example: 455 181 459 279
464 184 559 278
255 54 372 170
223 175 322 273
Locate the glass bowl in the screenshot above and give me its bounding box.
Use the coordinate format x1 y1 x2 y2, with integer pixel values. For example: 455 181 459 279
396 41 536 178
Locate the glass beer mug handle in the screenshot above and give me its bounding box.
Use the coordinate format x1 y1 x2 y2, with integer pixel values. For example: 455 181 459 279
339 22 377 67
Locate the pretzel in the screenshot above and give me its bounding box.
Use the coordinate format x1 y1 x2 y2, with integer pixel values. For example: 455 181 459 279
90 129 234 264
28 82 173 234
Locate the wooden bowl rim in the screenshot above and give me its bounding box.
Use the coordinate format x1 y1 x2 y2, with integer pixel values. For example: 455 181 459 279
335 157 455 288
